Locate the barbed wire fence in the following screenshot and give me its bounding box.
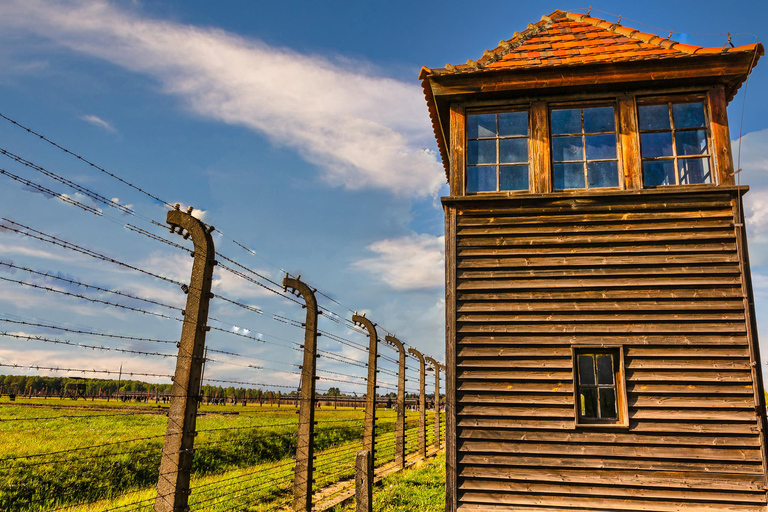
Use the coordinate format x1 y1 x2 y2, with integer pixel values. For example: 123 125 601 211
0 112 445 512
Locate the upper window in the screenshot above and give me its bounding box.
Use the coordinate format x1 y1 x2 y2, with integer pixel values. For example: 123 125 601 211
575 348 626 426
466 111 529 193
550 106 620 190
638 101 712 186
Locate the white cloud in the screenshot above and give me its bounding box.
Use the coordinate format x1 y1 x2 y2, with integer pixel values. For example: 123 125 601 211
0 241 80 263
733 129 768 262
735 128 768 180
0 346 176 382
0 0 445 197
80 114 116 133
353 233 444 291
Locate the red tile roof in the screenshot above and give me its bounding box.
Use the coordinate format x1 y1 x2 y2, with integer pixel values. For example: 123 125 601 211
427 10 761 74
421 9 763 181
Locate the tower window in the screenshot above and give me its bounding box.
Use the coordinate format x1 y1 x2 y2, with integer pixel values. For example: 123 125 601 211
638 100 713 186
466 111 529 193
550 106 621 190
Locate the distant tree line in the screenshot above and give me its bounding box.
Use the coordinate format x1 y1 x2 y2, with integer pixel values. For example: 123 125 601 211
0 374 297 398
0 374 444 401
0 374 373 399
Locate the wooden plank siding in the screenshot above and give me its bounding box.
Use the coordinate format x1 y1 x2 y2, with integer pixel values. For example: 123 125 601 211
445 188 768 511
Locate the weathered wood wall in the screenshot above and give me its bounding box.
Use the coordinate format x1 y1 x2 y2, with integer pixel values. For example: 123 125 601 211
444 187 768 511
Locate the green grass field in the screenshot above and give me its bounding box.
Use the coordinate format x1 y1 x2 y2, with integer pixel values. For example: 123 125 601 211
333 453 446 512
0 397 441 511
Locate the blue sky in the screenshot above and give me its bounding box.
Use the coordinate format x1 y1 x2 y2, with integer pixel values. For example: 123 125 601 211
0 0 766 391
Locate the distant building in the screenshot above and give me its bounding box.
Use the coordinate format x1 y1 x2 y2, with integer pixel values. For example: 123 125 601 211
421 9 767 511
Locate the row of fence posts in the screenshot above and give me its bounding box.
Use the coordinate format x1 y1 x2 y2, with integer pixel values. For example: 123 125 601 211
153 207 444 512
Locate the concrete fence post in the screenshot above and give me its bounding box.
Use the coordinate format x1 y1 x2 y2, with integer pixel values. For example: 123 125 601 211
155 206 216 512
355 450 373 512
408 348 427 460
385 335 406 469
352 314 378 463
284 276 319 512
425 356 442 451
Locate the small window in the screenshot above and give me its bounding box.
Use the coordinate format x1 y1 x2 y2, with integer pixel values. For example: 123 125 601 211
466 111 529 193
550 106 620 190
574 347 627 427
638 100 713 186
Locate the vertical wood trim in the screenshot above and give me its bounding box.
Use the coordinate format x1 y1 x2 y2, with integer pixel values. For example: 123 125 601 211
444 204 457 512
731 194 768 496
618 95 642 190
709 86 735 186
449 105 466 196
530 101 551 193
618 346 630 427
571 347 579 428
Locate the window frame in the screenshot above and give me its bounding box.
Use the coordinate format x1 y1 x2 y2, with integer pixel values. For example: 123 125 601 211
572 345 629 429
464 106 532 195
548 101 624 192
636 93 716 187
456 89 725 197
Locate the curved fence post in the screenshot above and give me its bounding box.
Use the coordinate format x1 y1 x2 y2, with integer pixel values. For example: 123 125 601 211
284 276 318 512
155 206 216 512
385 335 406 469
408 347 427 460
352 314 378 462
425 356 442 451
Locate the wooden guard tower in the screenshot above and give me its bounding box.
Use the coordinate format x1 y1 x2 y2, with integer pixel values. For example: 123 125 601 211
421 9 768 511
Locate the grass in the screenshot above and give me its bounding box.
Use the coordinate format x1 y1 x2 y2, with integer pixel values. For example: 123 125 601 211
335 453 446 512
0 397 442 511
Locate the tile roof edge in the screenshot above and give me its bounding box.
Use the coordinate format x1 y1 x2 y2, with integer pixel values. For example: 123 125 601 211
419 75 450 181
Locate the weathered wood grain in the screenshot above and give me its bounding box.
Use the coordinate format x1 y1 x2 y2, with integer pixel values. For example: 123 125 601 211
445 188 766 510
